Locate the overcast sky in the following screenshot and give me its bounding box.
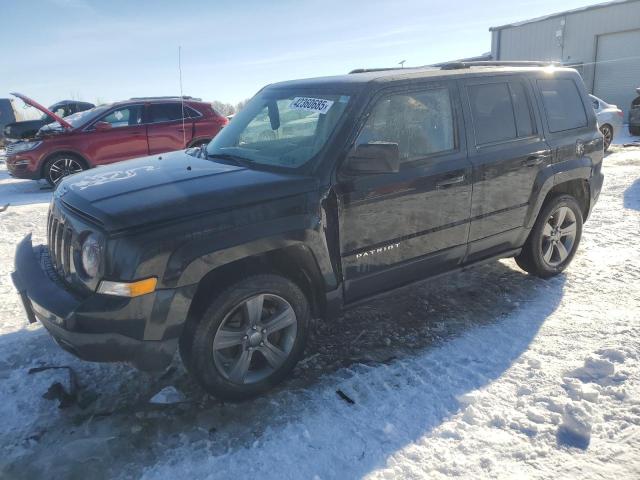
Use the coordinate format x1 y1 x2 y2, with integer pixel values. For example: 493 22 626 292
1 0 598 107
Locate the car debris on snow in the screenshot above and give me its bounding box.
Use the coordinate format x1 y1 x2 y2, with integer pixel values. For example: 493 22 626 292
149 386 187 405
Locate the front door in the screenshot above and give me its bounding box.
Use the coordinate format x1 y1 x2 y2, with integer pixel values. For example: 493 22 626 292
336 82 472 302
460 76 551 260
87 104 148 165
146 102 194 154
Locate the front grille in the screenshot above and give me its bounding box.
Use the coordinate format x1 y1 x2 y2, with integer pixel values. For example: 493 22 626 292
47 210 76 280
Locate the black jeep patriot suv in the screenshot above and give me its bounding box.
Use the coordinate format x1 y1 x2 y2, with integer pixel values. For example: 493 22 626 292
12 64 604 400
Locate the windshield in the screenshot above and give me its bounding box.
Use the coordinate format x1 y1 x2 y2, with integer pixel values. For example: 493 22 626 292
41 105 109 131
206 90 351 169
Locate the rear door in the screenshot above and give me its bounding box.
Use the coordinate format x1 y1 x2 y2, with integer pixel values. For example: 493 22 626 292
146 102 194 153
336 81 472 302
534 73 601 194
86 104 148 165
460 75 550 261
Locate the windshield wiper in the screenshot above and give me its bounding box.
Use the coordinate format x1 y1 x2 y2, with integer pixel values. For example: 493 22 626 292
206 153 254 168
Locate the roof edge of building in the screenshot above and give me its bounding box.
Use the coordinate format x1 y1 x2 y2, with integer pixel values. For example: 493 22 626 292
489 0 639 31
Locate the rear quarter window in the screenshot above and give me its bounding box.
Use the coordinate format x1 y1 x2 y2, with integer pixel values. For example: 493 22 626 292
537 78 588 133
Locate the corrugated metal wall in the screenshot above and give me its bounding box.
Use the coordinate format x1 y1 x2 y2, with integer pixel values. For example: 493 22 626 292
492 0 640 118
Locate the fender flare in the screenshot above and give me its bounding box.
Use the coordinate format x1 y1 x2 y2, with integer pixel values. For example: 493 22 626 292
525 157 592 229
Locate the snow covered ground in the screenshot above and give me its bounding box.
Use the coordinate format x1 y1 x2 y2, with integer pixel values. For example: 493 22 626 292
0 139 639 479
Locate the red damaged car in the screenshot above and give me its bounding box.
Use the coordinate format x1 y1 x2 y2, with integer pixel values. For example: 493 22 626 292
5 93 228 185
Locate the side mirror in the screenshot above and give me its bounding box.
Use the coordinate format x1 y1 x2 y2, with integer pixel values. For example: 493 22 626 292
94 121 112 131
344 142 400 174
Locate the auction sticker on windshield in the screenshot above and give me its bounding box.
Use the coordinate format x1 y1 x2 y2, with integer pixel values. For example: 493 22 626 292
289 97 334 114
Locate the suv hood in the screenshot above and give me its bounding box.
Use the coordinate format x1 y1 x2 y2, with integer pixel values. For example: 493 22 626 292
10 92 73 130
58 150 318 231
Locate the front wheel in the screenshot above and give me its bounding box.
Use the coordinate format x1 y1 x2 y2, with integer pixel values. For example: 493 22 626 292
180 274 310 400
44 154 86 186
515 194 583 278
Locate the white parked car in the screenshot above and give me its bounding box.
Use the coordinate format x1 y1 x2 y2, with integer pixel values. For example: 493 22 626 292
589 94 623 151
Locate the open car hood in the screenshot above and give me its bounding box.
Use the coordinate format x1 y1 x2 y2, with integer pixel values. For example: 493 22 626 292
10 92 73 130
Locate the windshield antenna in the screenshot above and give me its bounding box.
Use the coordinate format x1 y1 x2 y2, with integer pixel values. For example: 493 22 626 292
178 45 186 148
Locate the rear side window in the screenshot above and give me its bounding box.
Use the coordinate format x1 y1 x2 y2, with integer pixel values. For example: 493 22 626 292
148 103 186 123
468 81 537 145
537 78 587 132
468 83 516 144
356 87 455 163
510 82 535 138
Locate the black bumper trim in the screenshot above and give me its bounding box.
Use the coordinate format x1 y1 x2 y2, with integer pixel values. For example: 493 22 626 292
12 234 177 370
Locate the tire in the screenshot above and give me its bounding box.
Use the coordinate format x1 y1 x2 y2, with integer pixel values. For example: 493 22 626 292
630 125 640 136
179 274 310 400
44 153 86 186
515 194 583 278
600 124 613 151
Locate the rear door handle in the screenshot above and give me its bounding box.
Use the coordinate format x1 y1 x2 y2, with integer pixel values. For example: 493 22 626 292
523 150 551 167
436 174 466 189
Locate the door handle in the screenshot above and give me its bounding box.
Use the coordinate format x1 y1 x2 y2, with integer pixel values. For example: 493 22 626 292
436 174 466 189
523 150 551 167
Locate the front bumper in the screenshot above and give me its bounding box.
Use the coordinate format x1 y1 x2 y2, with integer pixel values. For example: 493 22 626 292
12 234 195 370
6 153 39 179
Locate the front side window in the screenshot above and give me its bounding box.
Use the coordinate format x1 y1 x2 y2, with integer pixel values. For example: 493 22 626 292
537 78 587 132
206 91 351 169
355 87 455 163
100 105 143 128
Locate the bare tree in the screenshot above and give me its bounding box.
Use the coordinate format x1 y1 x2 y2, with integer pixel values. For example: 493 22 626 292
235 98 251 113
211 100 235 116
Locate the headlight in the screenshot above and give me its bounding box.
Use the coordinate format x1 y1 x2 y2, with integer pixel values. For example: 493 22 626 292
11 141 42 153
81 234 101 278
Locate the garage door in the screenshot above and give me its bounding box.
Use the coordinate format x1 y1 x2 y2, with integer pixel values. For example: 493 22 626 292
593 29 640 122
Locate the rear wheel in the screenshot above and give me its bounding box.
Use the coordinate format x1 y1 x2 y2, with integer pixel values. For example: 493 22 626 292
600 124 613 151
515 194 583 278
179 274 310 400
44 154 86 186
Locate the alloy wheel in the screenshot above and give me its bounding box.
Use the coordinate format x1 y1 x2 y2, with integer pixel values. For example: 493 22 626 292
600 125 612 151
212 293 298 385
49 157 84 184
540 206 577 267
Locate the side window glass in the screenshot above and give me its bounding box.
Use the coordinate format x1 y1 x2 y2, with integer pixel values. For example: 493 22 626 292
537 78 588 132
509 82 535 138
185 106 201 118
355 87 454 163
148 103 185 123
100 106 143 128
468 82 516 145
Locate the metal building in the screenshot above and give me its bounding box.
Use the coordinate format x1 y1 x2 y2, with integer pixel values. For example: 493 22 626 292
490 0 640 120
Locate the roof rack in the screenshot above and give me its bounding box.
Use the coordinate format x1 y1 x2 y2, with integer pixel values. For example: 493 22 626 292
349 68 404 74
129 96 202 101
438 60 561 70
